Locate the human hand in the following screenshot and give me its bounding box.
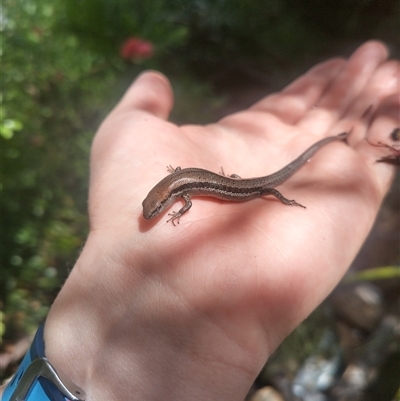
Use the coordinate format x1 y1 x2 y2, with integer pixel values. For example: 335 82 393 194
44 41 399 401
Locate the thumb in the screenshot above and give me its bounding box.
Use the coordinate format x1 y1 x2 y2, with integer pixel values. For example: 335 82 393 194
114 71 174 120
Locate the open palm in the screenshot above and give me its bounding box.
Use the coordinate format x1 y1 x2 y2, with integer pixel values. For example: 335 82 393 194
44 42 398 401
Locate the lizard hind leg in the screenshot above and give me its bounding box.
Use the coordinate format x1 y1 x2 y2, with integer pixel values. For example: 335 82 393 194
261 188 306 209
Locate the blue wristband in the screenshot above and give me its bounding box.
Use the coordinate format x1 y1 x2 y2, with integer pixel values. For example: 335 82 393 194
2 323 85 401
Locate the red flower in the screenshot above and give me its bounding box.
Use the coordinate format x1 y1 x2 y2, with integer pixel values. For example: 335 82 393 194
120 37 154 60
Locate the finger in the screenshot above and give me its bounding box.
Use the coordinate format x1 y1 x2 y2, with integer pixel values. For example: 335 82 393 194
317 41 389 112
251 58 345 125
367 93 400 143
90 72 174 188
113 71 174 120
343 60 400 143
299 41 389 132
356 93 400 192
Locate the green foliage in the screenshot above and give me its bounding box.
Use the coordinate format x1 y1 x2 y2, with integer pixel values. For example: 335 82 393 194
345 266 400 282
64 0 189 55
1 0 122 337
172 0 322 66
64 0 325 75
292 0 400 39
0 118 23 140
0 312 5 340
64 0 398 81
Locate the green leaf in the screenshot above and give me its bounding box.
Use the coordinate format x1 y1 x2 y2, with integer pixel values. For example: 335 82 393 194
0 119 23 139
345 266 400 282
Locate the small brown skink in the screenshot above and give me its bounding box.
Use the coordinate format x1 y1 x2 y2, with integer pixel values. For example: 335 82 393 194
142 133 348 225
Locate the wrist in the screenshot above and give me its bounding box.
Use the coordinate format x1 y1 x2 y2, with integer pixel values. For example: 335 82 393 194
28 231 264 401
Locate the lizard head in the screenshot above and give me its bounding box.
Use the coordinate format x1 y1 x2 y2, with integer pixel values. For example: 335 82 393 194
142 187 175 220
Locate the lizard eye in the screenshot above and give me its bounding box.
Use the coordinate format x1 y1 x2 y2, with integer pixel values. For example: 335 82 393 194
149 203 163 218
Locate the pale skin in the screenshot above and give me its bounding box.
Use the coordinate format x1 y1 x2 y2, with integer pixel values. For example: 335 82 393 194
2 41 398 400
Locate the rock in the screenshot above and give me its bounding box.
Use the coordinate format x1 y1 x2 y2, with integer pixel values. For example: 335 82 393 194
330 283 384 332
248 386 285 401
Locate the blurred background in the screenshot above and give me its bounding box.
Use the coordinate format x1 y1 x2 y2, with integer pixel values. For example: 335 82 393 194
1 0 399 399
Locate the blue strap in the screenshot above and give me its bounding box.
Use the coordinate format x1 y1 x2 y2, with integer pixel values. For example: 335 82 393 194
2 323 71 401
